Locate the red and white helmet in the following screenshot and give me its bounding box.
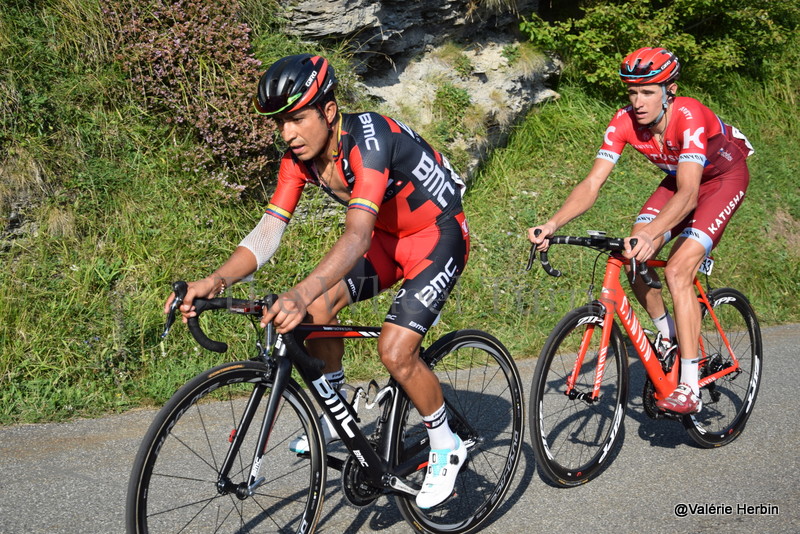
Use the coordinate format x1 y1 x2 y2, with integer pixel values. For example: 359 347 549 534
619 47 681 85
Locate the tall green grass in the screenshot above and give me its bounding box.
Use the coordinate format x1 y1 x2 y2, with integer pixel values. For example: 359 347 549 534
1 2 798 425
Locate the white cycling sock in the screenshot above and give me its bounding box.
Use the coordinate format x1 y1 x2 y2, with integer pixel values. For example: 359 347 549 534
652 311 676 340
422 403 456 450
680 358 700 396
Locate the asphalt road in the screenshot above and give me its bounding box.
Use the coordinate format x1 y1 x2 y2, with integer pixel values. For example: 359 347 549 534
1 323 797 533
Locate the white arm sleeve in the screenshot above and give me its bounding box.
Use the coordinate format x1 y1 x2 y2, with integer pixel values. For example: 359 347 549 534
238 214 287 270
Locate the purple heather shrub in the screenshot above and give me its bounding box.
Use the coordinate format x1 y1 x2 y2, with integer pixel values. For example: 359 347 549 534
102 0 277 198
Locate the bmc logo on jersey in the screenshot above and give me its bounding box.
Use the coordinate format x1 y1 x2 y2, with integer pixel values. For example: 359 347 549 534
412 152 456 209
358 113 381 151
415 257 457 308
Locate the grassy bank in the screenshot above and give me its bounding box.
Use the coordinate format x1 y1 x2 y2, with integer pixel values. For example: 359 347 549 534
1 3 798 425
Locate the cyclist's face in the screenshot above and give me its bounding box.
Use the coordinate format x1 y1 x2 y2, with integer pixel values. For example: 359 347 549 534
275 106 330 161
627 84 672 126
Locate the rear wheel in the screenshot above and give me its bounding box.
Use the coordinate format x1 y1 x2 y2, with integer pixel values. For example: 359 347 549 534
393 330 524 534
126 360 326 533
530 305 629 487
684 288 762 447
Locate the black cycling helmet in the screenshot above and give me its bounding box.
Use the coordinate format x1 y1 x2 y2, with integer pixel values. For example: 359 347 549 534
254 54 337 116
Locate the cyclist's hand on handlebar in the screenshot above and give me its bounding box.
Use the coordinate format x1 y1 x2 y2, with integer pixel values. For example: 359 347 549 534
624 233 657 263
261 289 308 333
164 277 217 323
527 223 556 252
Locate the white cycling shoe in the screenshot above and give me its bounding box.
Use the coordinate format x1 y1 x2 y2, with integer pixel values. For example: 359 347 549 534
416 436 468 509
289 415 339 454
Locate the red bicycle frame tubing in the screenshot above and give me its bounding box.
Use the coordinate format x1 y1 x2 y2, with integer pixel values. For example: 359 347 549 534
598 256 678 400
693 279 741 387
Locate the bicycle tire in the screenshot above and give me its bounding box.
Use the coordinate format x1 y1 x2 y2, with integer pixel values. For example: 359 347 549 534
126 360 326 534
684 288 763 447
530 304 629 487
392 330 524 534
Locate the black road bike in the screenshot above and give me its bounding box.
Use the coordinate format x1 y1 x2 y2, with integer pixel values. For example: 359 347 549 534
126 282 524 533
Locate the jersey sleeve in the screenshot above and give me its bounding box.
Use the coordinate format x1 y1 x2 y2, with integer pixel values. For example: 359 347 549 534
265 153 307 223
596 107 632 165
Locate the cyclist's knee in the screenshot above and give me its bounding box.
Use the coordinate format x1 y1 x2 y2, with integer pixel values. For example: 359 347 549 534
378 326 423 382
379 341 414 376
663 258 696 290
306 282 349 324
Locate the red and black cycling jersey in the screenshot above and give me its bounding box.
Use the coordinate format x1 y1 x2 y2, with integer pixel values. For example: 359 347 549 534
265 112 465 237
597 96 754 180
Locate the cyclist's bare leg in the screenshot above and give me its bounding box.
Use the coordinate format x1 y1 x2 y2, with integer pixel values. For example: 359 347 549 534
378 323 444 416
627 222 668 319
304 280 351 373
664 237 707 387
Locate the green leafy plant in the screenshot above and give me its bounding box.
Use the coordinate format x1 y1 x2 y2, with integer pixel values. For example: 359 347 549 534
520 0 800 97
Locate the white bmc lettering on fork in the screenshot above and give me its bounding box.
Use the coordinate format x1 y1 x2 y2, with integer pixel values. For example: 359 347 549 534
412 151 455 209
311 376 358 439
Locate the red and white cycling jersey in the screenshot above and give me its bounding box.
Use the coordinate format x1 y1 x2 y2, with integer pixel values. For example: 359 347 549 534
597 96 754 179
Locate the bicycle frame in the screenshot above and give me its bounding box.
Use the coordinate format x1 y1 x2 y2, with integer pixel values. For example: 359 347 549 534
220 321 426 500
575 254 743 402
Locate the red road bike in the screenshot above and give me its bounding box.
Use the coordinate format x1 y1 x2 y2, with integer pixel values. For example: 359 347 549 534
526 232 762 486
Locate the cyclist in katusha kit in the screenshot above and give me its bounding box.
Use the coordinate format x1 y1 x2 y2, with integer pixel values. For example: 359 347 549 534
165 54 470 509
527 47 754 414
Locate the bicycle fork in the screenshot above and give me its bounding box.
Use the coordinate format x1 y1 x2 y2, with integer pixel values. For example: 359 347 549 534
215 355 292 500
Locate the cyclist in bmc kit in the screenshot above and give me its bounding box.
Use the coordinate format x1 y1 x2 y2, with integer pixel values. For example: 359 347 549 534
166 54 469 508
528 47 754 414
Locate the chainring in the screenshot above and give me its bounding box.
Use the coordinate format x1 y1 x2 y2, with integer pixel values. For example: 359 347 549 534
642 378 680 420
341 452 382 508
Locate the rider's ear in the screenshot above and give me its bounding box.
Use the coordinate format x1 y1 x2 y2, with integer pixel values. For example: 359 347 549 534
323 100 338 124
666 82 678 98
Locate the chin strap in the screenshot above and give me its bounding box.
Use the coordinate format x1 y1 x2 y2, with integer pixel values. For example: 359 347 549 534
646 84 672 128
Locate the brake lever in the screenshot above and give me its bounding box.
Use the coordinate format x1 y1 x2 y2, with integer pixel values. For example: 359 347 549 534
526 228 543 271
525 243 536 271
627 240 662 289
162 281 188 339
263 294 278 350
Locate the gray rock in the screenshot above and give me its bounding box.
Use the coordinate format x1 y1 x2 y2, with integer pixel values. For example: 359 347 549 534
280 0 558 180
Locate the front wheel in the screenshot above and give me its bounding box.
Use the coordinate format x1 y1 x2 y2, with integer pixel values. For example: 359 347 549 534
393 330 524 534
530 304 629 487
684 288 762 447
126 360 326 534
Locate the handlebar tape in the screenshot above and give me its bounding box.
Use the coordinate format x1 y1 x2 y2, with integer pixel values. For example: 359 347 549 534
187 298 231 353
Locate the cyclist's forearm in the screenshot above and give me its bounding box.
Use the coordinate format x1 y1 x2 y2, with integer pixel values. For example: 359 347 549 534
546 160 610 230
208 246 259 292
294 215 373 306
640 163 701 241
548 183 600 230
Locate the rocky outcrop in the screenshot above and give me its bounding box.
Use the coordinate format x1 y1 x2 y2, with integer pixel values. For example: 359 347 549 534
279 0 559 178
282 0 538 69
